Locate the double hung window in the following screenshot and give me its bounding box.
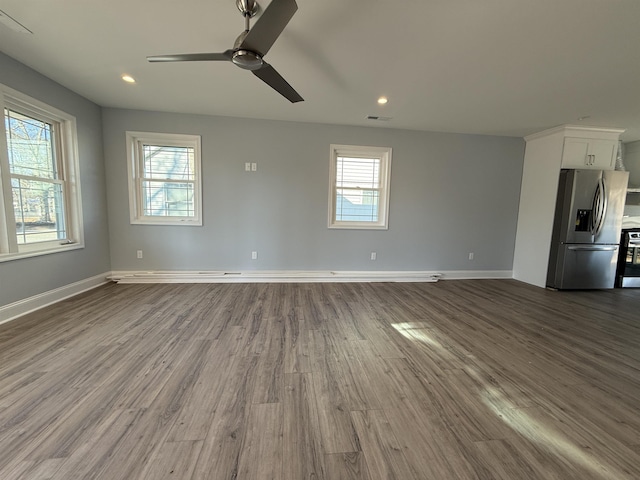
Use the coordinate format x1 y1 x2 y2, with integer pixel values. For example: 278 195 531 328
328 144 392 229
126 132 202 226
0 85 83 260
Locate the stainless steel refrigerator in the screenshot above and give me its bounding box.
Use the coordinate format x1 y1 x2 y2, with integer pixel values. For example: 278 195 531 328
547 169 629 289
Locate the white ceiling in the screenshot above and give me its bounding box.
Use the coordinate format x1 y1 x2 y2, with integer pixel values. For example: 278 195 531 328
1 0 640 141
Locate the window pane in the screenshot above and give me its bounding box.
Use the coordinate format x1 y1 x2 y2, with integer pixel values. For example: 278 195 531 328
12 178 66 244
5 109 57 179
336 156 380 189
142 181 195 217
335 188 380 222
143 144 194 181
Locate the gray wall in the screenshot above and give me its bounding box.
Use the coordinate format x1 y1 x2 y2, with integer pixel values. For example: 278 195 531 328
0 53 111 307
103 108 524 272
624 141 640 187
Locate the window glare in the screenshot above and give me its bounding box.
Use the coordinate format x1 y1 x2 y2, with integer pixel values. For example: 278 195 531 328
142 144 195 181
5 108 57 179
142 181 195 217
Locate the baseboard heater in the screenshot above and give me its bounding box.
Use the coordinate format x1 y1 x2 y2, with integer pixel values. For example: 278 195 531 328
109 271 443 284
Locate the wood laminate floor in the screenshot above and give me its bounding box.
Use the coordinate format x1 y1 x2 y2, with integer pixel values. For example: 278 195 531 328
0 280 639 479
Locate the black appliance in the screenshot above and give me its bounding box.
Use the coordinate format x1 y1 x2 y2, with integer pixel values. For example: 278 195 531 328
615 228 640 287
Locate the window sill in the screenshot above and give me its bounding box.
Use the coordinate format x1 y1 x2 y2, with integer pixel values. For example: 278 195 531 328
0 242 84 263
329 223 389 230
130 219 203 227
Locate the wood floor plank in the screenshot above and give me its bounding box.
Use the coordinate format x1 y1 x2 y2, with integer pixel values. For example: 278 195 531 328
324 452 371 480
283 305 312 374
190 354 259 480
350 409 418 480
312 400 360 453
41 408 146 480
382 402 481 479
471 439 556 480
318 332 382 411
251 317 285 404
236 402 283 480
346 339 409 407
166 340 234 442
139 440 203 480
309 330 362 454
0 458 63 480
282 373 325 479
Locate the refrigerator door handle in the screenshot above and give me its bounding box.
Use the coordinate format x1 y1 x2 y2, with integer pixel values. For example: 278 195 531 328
567 245 617 252
590 177 608 236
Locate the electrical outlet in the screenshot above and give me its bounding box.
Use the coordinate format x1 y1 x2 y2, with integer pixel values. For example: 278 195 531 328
468 252 474 260
251 251 258 260
137 250 143 259
370 252 377 260
245 162 251 171
251 162 257 171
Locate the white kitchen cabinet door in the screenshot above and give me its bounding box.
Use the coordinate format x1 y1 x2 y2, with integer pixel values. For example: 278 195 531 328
561 137 617 169
587 138 617 169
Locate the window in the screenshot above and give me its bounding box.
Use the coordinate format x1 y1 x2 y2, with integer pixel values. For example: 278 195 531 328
0 85 83 261
328 144 392 229
126 132 202 226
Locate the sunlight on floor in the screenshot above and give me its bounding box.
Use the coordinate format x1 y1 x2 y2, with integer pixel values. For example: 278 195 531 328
392 321 630 478
473 371 628 479
391 322 440 348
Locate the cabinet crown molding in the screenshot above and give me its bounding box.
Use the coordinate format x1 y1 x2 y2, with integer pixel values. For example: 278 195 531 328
525 124 625 142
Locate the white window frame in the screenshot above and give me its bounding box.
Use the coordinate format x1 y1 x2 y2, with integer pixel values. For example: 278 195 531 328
328 144 392 230
0 84 84 262
126 131 203 226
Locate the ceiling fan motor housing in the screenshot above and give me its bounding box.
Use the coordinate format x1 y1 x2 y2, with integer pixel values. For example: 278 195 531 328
232 49 264 70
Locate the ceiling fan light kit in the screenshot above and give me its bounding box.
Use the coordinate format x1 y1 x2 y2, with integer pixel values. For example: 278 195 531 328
147 0 303 103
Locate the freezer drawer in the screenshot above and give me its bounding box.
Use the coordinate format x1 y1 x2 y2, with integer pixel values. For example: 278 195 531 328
548 244 618 289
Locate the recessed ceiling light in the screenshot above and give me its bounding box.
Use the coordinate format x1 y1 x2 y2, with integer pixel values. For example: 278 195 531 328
121 74 136 84
377 96 388 105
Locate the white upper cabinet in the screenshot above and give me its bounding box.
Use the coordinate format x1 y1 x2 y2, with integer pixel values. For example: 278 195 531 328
561 137 618 169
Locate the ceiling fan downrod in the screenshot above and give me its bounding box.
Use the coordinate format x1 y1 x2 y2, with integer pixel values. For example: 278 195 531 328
232 0 263 70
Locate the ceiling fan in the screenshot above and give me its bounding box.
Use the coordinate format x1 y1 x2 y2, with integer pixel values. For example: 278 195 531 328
147 0 303 103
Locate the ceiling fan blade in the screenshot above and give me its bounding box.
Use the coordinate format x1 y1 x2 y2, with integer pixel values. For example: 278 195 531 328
147 50 233 62
252 63 303 103
240 0 298 56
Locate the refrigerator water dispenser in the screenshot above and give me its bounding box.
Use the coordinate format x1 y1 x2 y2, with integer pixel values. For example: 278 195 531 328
575 209 592 231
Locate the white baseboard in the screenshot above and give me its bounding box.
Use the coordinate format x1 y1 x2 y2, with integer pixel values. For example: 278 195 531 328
0 272 111 325
440 270 513 280
109 269 513 284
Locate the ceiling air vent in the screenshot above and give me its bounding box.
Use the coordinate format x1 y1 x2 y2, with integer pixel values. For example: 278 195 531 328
366 115 392 121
